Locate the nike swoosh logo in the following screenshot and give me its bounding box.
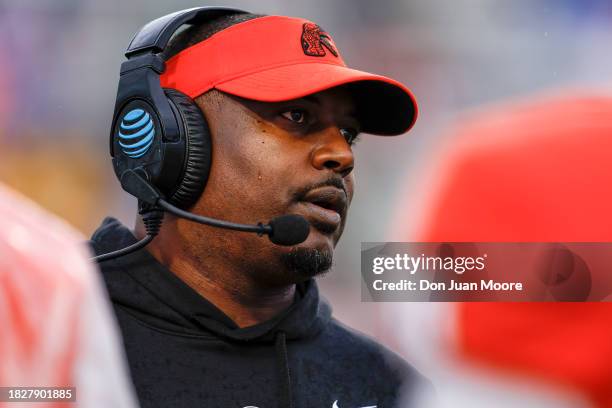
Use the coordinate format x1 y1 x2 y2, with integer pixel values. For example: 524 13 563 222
332 400 377 408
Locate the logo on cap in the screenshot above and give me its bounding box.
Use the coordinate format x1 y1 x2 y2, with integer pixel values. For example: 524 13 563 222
117 108 155 158
301 23 338 57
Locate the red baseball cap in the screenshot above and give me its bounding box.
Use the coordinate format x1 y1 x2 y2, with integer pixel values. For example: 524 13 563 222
160 15 417 136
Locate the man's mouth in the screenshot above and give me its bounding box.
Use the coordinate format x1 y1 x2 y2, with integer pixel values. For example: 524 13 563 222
295 186 347 234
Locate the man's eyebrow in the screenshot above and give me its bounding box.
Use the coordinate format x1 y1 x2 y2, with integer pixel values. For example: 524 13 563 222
298 95 320 105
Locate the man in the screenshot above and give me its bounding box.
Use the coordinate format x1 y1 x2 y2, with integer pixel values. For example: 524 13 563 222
90 9 427 408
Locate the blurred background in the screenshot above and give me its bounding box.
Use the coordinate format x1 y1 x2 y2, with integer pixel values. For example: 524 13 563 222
2 0 612 406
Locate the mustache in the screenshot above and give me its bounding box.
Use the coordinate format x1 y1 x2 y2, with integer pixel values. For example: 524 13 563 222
292 177 347 202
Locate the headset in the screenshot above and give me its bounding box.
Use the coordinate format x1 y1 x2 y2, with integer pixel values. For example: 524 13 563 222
111 6 242 209
94 7 310 263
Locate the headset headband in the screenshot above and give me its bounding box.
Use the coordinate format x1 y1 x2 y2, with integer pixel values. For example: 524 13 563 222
126 7 247 57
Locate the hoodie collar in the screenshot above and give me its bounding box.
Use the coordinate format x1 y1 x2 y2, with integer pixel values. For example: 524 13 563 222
91 217 331 343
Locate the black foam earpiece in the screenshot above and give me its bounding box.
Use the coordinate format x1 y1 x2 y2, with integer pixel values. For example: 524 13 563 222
162 89 212 209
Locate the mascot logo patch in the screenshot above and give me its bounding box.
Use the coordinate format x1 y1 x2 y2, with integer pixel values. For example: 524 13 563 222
117 108 155 158
301 23 338 57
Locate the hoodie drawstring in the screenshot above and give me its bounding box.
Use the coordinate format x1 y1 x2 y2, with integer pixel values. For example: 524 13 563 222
274 331 294 408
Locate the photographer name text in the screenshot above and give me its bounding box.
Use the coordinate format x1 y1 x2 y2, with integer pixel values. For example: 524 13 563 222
372 279 522 291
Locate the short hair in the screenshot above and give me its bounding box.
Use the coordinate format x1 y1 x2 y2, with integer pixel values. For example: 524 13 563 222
163 12 265 60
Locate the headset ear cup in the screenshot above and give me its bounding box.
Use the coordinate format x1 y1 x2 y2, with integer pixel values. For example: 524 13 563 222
163 89 212 209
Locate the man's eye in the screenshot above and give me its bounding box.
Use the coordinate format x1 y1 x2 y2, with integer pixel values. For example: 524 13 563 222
340 128 361 145
281 110 306 124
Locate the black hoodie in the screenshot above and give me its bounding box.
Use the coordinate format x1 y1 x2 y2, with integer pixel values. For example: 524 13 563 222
90 218 427 408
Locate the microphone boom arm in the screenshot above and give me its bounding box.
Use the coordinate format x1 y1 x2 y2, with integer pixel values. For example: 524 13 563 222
92 169 309 262
157 199 271 235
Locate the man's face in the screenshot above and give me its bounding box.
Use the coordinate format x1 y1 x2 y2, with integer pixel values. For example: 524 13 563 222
180 87 359 285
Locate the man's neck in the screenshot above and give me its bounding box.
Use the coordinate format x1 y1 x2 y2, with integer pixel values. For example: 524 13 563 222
135 223 296 328
163 254 296 328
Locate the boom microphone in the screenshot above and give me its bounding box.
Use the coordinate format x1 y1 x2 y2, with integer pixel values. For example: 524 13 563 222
157 199 310 246
267 214 311 246
92 170 310 263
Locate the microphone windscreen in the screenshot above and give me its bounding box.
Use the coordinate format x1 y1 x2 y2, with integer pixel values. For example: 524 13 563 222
268 215 310 246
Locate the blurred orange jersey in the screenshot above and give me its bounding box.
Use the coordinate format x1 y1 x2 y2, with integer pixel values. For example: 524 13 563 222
395 91 612 407
0 184 138 408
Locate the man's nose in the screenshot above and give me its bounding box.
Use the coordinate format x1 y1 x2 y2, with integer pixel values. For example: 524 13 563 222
310 127 355 177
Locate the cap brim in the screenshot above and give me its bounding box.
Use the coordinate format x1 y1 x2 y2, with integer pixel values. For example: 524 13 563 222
215 63 417 136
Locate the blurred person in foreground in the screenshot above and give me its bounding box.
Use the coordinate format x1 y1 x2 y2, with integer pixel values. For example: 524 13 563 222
0 183 138 408
90 8 429 408
390 90 612 407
